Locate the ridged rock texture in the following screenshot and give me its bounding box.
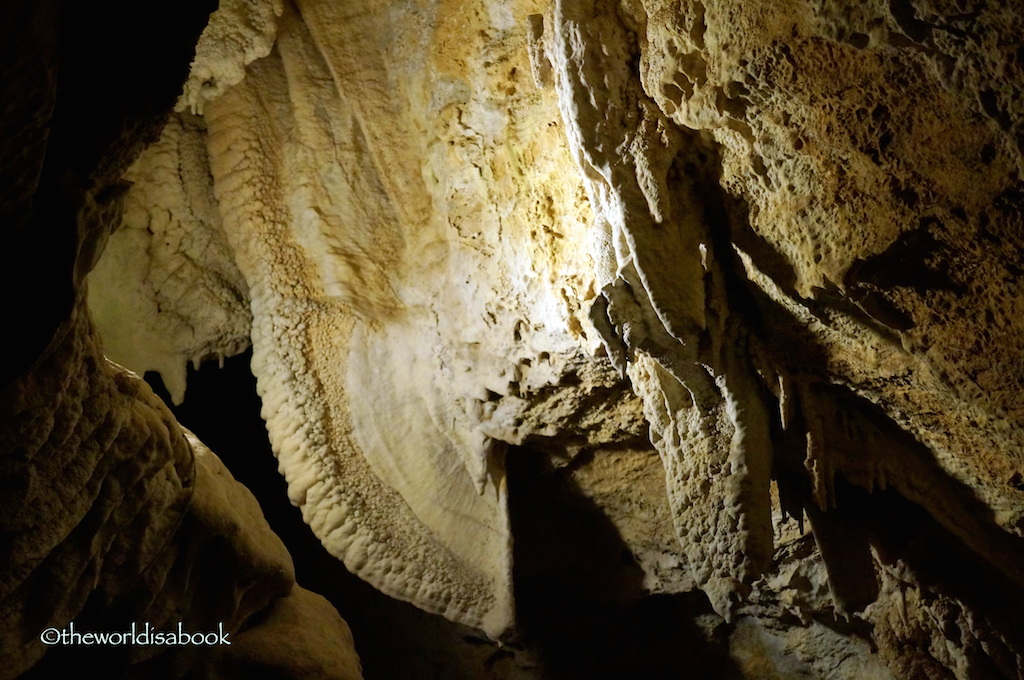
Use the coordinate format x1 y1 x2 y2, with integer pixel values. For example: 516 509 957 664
6 0 1024 678
0 1 360 678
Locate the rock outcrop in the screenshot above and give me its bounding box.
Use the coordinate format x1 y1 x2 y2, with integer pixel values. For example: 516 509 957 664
7 0 1024 677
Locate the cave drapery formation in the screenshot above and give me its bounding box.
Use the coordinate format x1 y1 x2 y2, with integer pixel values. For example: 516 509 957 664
3 0 1024 677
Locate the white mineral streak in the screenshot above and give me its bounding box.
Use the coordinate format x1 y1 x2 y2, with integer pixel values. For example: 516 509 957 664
548 0 773 618
88 114 251 404
548 0 706 341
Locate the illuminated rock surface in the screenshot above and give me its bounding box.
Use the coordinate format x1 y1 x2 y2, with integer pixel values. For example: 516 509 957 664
5 0 1024 678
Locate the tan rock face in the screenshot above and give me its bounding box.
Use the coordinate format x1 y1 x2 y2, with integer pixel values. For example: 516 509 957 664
77 0 1024 677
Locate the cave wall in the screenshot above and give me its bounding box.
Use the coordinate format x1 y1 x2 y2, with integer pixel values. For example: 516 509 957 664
4 0 1024 678
0 1 360 678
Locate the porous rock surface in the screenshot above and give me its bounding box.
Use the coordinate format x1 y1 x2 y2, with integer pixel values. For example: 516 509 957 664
28 0 1024 678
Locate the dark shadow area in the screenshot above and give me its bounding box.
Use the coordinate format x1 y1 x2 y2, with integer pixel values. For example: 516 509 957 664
0 0 215 391
767 378 1024 677
146 355 287 526
784 471 1024 679
507 445 742 680
863 484 1024 679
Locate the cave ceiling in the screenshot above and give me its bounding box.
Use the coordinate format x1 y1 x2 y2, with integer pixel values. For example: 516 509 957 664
4 0 1024 677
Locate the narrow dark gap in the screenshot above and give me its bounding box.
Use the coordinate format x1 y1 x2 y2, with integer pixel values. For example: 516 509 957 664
146 354 285 526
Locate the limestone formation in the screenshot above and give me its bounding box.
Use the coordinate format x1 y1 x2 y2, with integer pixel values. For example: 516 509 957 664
5 0 1024 678
1 1 360 677
88 113 251 405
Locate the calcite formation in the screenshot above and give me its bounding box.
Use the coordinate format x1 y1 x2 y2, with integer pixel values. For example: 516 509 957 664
88 113 252 405
13 0 1024 677
0 1 360 677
